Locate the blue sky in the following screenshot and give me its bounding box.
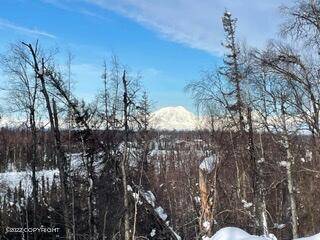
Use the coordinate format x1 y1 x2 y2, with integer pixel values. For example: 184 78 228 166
0 0 291 112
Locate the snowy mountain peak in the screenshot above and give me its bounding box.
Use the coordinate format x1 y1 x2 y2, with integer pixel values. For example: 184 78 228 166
150 106 202 131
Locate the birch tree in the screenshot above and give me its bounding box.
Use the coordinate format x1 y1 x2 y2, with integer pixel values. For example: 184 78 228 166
1 43 40 240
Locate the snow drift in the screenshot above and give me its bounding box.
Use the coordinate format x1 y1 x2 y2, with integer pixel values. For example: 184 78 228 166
296 233 320 240
204 227 273 240
204 227 320 240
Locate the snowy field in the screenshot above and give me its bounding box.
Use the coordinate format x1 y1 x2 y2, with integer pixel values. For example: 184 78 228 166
0 153 103 196
0 169 59 196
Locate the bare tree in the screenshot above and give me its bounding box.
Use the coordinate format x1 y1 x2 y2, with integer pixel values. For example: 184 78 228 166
249 55 300 238
280 0 320 49
1 43 40 240
19 41 73 240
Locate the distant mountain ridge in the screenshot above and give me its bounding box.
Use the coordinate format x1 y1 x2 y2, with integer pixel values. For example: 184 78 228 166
0 106 208 131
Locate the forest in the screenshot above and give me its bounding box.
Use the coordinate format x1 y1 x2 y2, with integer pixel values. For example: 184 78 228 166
0 0 320 240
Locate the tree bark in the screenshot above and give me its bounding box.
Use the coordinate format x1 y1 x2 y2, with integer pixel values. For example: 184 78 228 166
199 156 218 237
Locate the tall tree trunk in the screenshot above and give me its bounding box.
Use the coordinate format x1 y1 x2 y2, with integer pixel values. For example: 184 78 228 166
258 133 268 236
52 98 72 240
102 60 109 131
284 138 299 239
22 42 72 240
280 101 298 239
122 70 131 240
83 149 98 240
247 107 259 234
30 108 38 240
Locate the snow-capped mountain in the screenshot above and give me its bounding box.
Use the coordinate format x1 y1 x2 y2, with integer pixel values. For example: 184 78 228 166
150 106 204 131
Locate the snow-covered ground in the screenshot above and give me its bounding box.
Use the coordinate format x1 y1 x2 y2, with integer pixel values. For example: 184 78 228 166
296 233 320 240
204 227 272 240
0 169 59 196
0 152 104 197
204 227 320 240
